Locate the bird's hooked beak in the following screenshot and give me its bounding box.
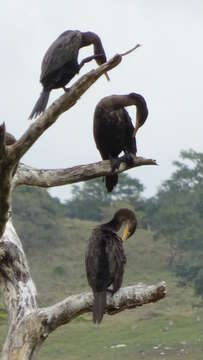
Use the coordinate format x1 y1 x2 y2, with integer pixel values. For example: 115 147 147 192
95 58 110 81
122 223 130 241
133 119 140 137
95 55 110 81
133 107 142 137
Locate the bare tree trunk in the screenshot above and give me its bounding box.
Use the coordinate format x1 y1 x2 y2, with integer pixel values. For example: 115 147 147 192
0 220 37 359
0 219 166 359
0 49 165 359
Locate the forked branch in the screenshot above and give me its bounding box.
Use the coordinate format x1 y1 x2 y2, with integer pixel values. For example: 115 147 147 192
8 44 141 165
0 42 164 360
39 282 166 332
0 219 166 359
14 156 157 188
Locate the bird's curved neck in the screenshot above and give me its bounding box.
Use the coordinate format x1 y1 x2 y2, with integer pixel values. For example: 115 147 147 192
81 32 106 64
100 94 148 128
100 95 139 111
81 32 100 47
102 218 122 233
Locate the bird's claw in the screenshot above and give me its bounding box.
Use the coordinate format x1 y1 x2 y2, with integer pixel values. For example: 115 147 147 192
122 152 136 165
63 87 70 93
109 157 122 172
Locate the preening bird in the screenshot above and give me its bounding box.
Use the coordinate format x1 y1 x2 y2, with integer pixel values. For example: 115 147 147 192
85 208 137 324
29 30 109 119
93 93 148 192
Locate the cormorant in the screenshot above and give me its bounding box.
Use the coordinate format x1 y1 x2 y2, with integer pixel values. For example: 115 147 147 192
29 30 109 119
93 93 148 192
85 208 137 324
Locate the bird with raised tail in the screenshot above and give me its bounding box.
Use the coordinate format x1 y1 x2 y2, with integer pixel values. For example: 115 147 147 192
85 208 137 324
29 30 109 119
93 93 148 192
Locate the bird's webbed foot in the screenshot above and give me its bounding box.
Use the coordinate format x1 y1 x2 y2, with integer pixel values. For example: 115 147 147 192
122 151 137 165
109 155 122 172
63 86 70 93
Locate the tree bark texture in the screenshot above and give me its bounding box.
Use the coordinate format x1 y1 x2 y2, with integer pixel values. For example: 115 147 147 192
14 157 157 188
0 219 166 359
0 50 164 359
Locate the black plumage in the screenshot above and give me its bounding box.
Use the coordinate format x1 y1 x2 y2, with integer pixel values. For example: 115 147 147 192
93 93 148 192
85 208 137 324
29 30 108 119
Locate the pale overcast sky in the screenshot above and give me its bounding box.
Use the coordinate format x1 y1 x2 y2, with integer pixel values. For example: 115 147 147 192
1 1 202 199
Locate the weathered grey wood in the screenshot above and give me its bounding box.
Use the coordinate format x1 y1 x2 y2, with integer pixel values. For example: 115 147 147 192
0 125 15 238
8 44 141 166
0 47 138 240
0 220 37 360
8 54 122 165
0 221 166 359
0 46 164 360
0 202 165 360
14 157 157 188
39 282 166 332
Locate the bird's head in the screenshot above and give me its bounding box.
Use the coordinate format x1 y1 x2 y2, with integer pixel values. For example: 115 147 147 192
112 208 137 240
82 31 110 80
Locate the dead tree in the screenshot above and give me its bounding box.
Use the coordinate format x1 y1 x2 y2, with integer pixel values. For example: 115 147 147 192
0 52 166 360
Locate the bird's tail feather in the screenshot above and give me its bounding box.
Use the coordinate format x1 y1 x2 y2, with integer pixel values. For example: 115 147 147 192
93 291 106 324
105 174 118 192
29 89 50 119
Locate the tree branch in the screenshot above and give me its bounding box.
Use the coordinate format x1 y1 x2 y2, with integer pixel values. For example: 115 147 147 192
39 282 166 332
7 44 141 165
0 220 166 358
0 125 14 237
14 157 157 188
0 123 6 157
120 43 141 56
0 39 164 360
8 54 123 164
0 220 37 323
0 220 37 358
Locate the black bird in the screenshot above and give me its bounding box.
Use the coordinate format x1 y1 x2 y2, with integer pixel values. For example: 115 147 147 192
29 30 109 119
93 93 148 192
85 208 137 324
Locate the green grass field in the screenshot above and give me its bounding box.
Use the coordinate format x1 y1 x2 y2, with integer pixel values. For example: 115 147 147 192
1 219 203 359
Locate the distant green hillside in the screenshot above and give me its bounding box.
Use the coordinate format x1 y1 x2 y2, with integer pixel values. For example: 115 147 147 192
12 185 168 305
13 186 66 251
1 150 203 360
1 186 202 360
